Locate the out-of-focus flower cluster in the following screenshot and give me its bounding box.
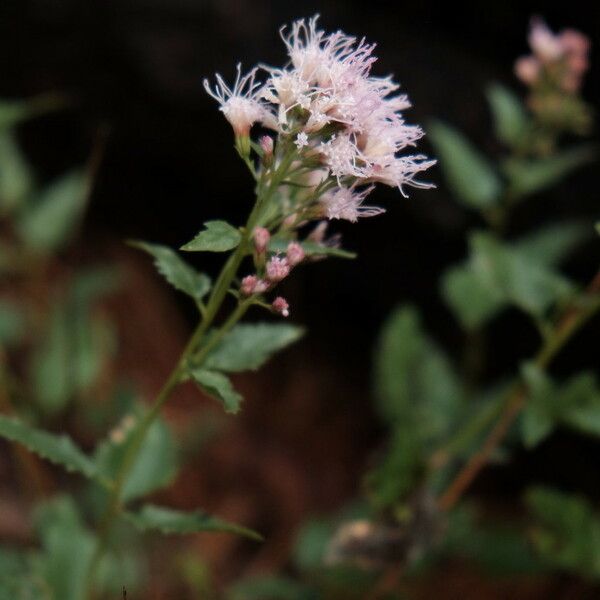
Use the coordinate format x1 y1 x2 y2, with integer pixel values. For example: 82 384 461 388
204 16 435 315
515 18 592 137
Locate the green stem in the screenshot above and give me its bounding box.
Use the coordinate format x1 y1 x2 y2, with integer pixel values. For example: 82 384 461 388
84 143 296 599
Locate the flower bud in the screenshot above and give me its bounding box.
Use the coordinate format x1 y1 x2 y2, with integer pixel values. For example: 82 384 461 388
286 242 305 266
266 256 290 282
241 274 269 295
272 296 290 317
514 56 540 86
253 227 270 254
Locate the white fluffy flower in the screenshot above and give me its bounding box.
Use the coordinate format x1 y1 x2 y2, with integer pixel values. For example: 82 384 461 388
320 185 384 222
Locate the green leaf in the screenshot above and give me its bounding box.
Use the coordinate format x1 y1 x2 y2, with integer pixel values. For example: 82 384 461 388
0 547 49 599
520 364 556 448
373 306 463 439
441 265 505 330
486 83 528 147
526 487 600 579
203 323 304 372
0 414 99 480
269 238 357 259
503 145 596 199
125 504 262 541
0 99 34 131
0 131 34 214
189 369 243 414
17 170 89 252
181 220 241 252
514 221 589 268
94 409 177 502
0 301 25 346
33 496 96 600
131 241 211 303
427 120 502 209
228 576 317 600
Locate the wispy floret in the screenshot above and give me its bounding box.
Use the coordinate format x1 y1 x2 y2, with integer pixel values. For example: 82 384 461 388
203 64 273 136
320 185 383 222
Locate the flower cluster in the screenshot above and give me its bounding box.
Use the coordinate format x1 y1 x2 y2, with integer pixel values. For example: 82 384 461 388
204 16 435 316
515 17 590 93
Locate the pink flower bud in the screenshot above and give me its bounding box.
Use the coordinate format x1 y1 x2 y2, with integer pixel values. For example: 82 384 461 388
241 275 258 296
266 256 290 282
259 135 274 156
272 296 290 317
253 227 270 254
286 242 305 266
514 56 540 86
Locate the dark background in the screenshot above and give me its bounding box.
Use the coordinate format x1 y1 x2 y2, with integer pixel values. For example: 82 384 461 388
1 0 599 565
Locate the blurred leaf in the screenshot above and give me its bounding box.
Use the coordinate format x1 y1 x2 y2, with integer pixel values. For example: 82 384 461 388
427 120 502 209
181 220 241 252
0 414 99 479
0 132 34 214
0 99 34 131
228 576 317 600
33 496 96 600
17 170 88 253
373 306 463 439
486 83 528 147
202 323 304 372
269 238 356 259
441 265 505 330
520 363 555 448
0 547 49 599
293 518 335 573
526 487 600 579
125 504 262 540
503 145 596 199
189 369 243 414
131 241 211 303
94 409 177 502
0 301 25 346
443 505 541 575
514 221 589 268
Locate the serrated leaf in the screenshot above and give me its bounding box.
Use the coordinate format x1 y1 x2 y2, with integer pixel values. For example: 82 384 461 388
202 323 304 372
427 120 502 209
33 496 96 600
503 145 596 199
181 220 241 252
17 170 88 252
269 238 356 259
125 504 262 541
94 409 177 502
0 414 99 480
131 241 211 303
189 369 243 414
0 131 34 214
514 221 589 268
486 83 528 147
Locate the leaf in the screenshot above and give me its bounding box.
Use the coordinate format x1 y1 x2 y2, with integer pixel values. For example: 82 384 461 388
0 131 34 214
125 504 262 541
486 83 529 147
269 238 357 259
189 369 243 414
32 496 96 600
202 323 304 372
0 414 99 480
373 306 463 439
131 241 211 303
17 170 89 252
503 145 596 199
0 301 25 346
94 409 177 502
427 120 502 209
441 265 505 330
520 364 556 448
0 547 49 599
228 576 318 600
0 99 34 131
514 221 589 268
525 487 600 579
181 220 241 252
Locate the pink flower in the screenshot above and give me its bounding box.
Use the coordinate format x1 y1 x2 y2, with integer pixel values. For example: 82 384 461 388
259 135 274 156
272 296 290 317
240 275 270 295
320 185 384 222
204 64 274 136
528 18 564 62
266 256 290 282
514 56 541 85
286 242 305 266
253 227 271 254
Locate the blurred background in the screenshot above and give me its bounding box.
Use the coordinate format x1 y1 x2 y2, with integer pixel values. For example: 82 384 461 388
0 0 599 597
